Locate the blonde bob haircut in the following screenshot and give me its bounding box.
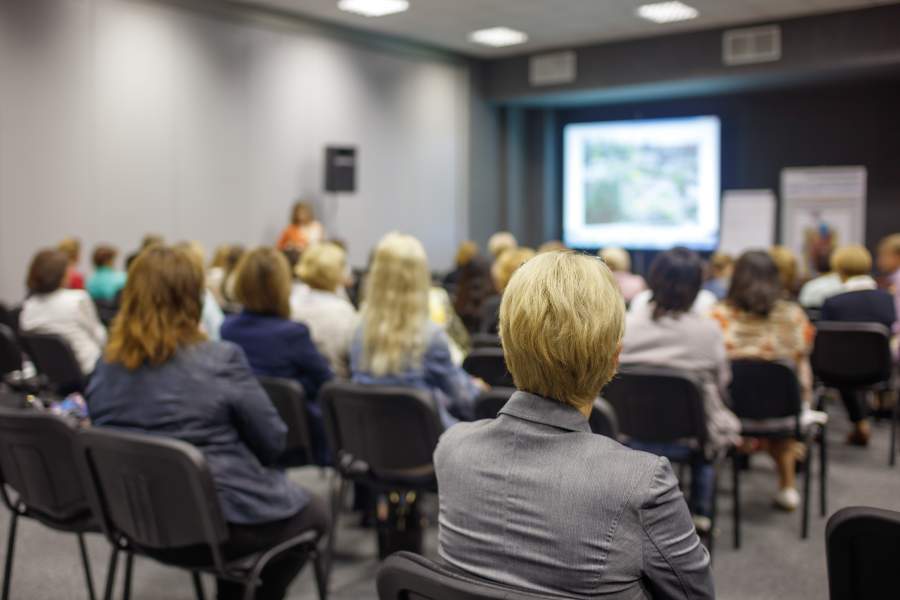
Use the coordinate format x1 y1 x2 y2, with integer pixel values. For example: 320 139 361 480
361 232 430 377
492 247 536 293
599 247 631 273
500 251 625 408
831 245 872 280
487 231 517 259
233 247 292 318
297 242 346 292
106 245 206 370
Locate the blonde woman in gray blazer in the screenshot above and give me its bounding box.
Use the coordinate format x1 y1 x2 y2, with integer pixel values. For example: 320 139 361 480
435 251 714 600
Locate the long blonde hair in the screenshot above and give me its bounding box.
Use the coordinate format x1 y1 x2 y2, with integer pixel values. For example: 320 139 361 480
361 232 430 376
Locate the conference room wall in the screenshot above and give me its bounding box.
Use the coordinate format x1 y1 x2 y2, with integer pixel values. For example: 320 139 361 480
0 0 473 303
504 77 900 264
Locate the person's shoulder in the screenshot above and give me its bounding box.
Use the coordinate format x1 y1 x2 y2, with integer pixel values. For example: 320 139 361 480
435 419 494 461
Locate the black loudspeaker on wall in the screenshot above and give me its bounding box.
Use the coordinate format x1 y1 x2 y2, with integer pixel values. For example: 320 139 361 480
324 146 356 193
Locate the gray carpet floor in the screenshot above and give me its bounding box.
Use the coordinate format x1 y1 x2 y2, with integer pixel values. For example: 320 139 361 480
2 409 898 600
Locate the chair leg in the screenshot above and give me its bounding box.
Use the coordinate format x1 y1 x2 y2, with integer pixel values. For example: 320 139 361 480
1 511 18 600
891 394 898 467
122 552 134 600
313 551 328 600
326 476 347 577
241 581 256 600
77 533 97 600
819 425 828 518
191 572 205 600
801 439 812 540
731 453 741 549
708 468 718 563
102 548 119 600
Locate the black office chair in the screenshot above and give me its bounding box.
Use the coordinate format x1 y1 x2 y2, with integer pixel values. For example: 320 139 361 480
589 397 618 439
377 551 572 600
92 299 119 328
472 388 515 420
257 376 314 468
76 427 327 600
603 365 727 556
462 348 513 388
319 382 443 566
811 322 896 465
729 359 827 544
18 332 86 395
0 410 101 600
469 334 501 349
0 304 19 336
826 506 900 600
0 325 24 381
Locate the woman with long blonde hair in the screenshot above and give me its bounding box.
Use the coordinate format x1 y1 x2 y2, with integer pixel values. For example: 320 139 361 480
350 232 483 426
87 245 328 600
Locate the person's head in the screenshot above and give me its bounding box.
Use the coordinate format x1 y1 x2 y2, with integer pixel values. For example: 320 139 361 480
232 247 292 318
831 245 872 281
768 246 798 293
599 247 631 273
210 245 231 269
105 245 206 370
487 231 517 259
454 241 479 268
57 237 81 264
224 245 245 272
92 245 118 269
707 252 734 280
538 240 567 254
173 241 207 278
297 242 347 293
361 232 430 376
492 247 536 293
877 234 900 274
647 248 703 320
727 250 783 317
291 201 314 226
26 249 70 295
500 251 625 410
140 234 164 250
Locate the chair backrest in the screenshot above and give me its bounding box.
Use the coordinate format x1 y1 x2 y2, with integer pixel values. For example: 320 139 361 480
729 360 802 423
473 388 515 420
826 506 900 600
18 332 85 394
377 551 571 600
0 409 92 524
462 348 513 388
77 427 229 562
812 322 893 388
470 334 502 349
319 381 443 481
602 366 708 446
0 303 18 334
0 323 23 376
257 376 313 467
590 397 619 439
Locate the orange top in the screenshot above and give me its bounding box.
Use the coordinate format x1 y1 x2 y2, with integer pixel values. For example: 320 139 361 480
277 221 324 251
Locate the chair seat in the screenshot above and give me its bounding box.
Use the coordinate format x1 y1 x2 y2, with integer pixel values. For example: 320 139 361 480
24 506 98 535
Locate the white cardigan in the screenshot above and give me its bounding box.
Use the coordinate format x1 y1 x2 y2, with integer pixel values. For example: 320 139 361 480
20 289 107 375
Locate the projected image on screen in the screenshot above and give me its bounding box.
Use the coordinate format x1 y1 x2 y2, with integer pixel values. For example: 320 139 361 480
564 116 720 250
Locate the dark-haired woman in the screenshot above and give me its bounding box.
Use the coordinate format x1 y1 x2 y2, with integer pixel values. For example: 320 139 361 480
710 250 818 512
87 245 328 600
20 248 106 375
620 248 740 531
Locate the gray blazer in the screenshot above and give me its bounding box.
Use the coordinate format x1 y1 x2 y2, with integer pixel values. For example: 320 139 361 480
435 391 714 600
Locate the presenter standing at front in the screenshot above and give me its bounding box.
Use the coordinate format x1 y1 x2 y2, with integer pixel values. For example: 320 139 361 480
278 201 325 252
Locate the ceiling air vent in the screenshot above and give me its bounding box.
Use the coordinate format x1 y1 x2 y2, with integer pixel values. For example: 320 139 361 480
529 51 577 87
722 25 781 66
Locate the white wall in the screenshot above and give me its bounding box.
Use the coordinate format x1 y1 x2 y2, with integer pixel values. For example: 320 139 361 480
0 0 471 303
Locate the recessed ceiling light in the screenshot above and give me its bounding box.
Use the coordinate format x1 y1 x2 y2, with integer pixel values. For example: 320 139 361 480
636 1 699 24
337 0 409 17
469 27 528 48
